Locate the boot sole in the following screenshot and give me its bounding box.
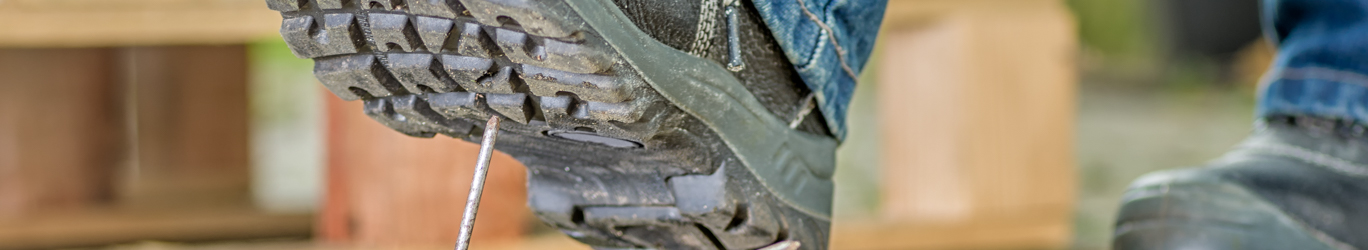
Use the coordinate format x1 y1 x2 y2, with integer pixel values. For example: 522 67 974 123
266 0 837 248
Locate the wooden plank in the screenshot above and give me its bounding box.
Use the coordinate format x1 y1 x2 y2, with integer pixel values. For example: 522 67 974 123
0 46 308 250
38 233 592 250
318 93 354 242
322 95 530 247
0 0 281 47
0 208 311 250
871 0 1077 248
0 48 119 220
832 214 1071 250
318 90 354 243
117 45 253 210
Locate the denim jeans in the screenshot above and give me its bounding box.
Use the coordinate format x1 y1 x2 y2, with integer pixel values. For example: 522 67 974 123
751 0 886 140
758 0 1368 139
1259 0 1368 125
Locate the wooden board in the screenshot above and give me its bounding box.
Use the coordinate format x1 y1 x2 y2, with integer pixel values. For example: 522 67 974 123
832 214 1071 250
320 95 531 248
0 208 311 250
37 233 592 250
0 48 119 219
0 45 312 250
870 0 1078 248
0 0 281 47
118 45 253 210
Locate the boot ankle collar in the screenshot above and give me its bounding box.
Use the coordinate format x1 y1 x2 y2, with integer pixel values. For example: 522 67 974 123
1263 115 1368 142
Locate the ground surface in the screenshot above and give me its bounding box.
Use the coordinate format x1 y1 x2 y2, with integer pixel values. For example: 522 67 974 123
1072 82 1256 249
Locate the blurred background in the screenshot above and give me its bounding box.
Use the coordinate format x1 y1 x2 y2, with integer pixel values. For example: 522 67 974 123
0 0 1269 249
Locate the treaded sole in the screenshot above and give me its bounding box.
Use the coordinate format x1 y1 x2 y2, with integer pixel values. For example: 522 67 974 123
266 0 833 248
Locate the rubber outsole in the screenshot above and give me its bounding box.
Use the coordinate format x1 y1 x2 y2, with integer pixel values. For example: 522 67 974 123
266 0 836 249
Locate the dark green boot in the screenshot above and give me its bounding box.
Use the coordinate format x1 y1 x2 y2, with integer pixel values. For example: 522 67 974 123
263 0 837 248
1114 116 1368 249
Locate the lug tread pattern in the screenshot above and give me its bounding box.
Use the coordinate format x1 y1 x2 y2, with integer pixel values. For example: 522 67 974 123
275 1 647 136
405 0 464 18
314 54 408 100
384 53 460 93
414 16 455 52
455 23 498 57
368 13 425 52
270 1 810 249
266 0 302 11
281 14 364 58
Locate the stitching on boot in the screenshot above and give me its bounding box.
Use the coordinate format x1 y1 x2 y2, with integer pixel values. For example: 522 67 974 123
788 93 816 129
689 0 722 56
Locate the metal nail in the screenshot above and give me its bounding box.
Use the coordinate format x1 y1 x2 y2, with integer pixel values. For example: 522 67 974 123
455 116 502 250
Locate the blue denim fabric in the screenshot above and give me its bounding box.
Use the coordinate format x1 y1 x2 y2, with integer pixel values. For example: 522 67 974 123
750 0 886 140
1259 0 1368 124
